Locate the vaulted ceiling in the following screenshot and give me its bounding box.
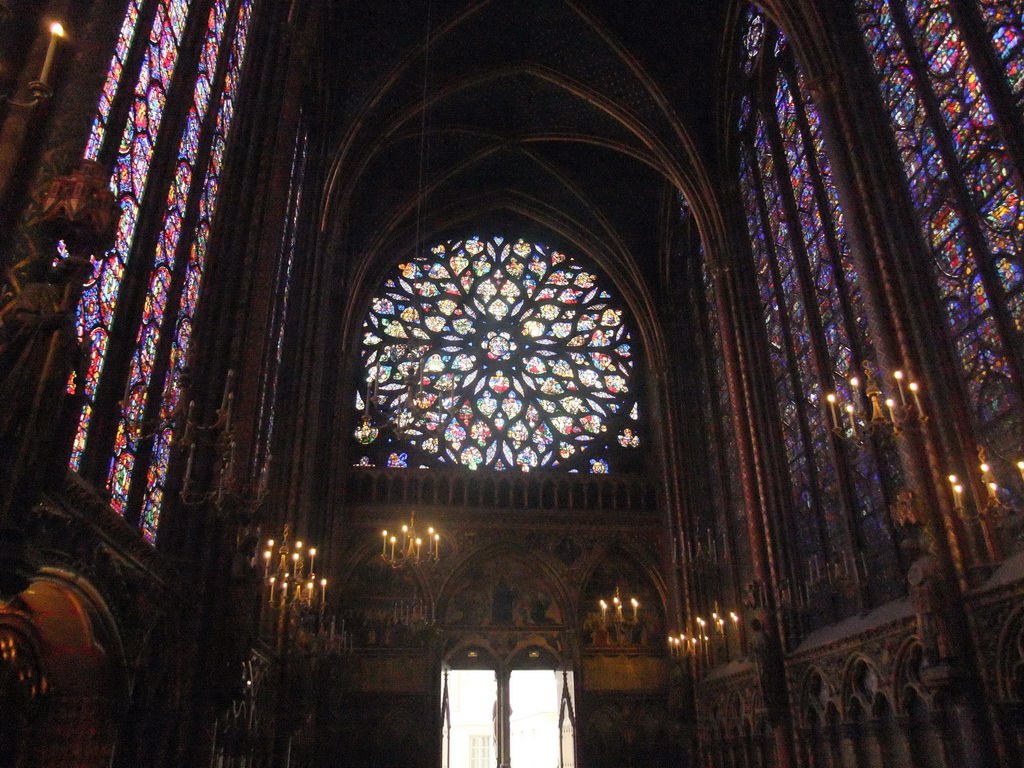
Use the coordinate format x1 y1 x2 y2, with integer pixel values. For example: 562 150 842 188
315 0 734 309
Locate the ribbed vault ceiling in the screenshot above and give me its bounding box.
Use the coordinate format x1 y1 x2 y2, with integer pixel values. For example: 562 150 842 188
319 0 730 302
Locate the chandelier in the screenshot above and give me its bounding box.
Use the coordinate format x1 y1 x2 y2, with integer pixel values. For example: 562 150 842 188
380 509 441 568
598 587 639 627
262 526 331 644
354 344 460 445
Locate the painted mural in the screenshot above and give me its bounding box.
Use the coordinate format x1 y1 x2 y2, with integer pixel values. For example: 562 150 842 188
442 555 563 628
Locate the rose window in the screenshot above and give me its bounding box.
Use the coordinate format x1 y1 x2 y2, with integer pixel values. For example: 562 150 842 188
355 236 641 471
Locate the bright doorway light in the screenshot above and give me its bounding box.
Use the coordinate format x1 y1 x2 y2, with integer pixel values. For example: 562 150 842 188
510 670 559 768
442 669 496 768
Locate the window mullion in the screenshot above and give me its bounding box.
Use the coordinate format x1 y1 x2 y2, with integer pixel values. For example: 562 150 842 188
786 62 904 589
121 0 246 527
761 104 868 590
786 66 871 372
747 137 833 572
74 0 212 482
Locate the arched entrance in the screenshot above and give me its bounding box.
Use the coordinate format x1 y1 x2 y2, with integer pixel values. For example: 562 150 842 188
0 571 126 768
441 643 576 768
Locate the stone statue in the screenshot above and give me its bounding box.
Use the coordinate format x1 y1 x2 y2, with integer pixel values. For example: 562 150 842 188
903 534 955 667
0 160 117 521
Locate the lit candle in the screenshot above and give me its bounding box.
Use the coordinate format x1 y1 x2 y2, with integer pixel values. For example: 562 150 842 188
416 537 423 561
268 576 275 604
38 22 65 87
263 549 271 577
949 476 964 511
382 530 388 556
292 552 300 578
599 600 608 626
320 577 327 603
909 382 923 416
390 536 396 560
308 547 316 575
614 595 623 621
306 581 314 605
886 398 897 424
893 371 907 406
428 527 435 556
846 404 858 438
433 533 440 560
988 482 999 501
631 598 639 621
1018 460 1024 485
826 393 839 430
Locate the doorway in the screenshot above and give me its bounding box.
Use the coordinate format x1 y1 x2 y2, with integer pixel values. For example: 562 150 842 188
441 666 575 768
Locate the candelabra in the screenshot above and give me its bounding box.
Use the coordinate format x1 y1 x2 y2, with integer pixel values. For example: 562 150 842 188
2 21 65 107
668 606 742 667
354 344 461 445
261 526 343 654
380 509 441 568
824 361 926 442
180 370 269 511
598 587 639 627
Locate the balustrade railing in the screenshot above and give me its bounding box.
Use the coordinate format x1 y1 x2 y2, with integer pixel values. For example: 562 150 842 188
346 467 657 513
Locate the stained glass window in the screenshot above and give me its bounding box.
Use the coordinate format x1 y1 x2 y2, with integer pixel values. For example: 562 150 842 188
108 0 235 516
697 252 752 582
355 236 641 472
70 0 258 541
71 0 191 470
737 8 901 614
253 125 308 479
140 0 255 540
856 0 1024 460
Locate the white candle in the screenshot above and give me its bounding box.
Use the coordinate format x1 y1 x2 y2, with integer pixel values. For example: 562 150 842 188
886 398 897 424
826 393 839 429
846 404 858 438
909 382 923 416
893 371 907 406
382 531 388 556
38 22 65 86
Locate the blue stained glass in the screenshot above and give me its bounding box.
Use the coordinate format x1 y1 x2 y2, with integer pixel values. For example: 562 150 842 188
739 10 897 582
855 0 1023 450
